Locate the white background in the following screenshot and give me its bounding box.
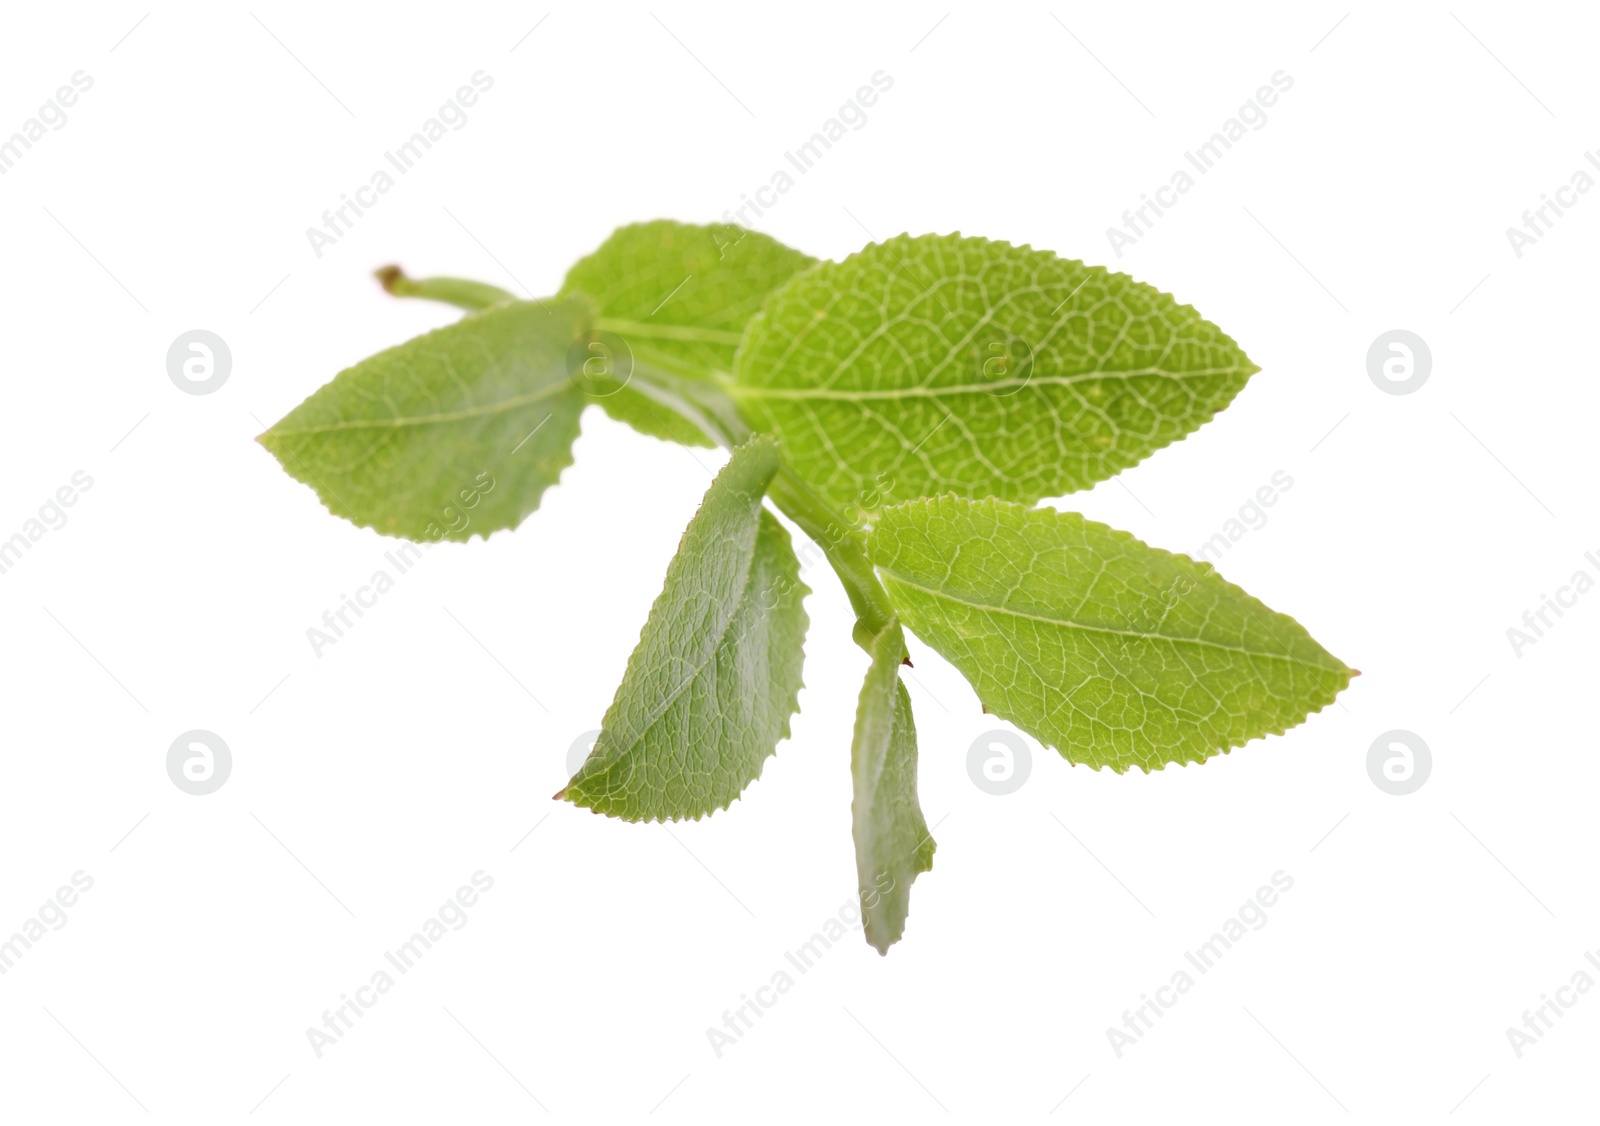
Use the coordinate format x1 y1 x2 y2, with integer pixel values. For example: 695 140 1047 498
0 2 1594 1122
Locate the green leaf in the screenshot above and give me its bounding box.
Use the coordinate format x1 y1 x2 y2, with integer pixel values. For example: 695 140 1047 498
259 298 591 542
851 621 935 954
868 496 1354 773
560 436 810 821
560 220 817 446
733 233 1259 516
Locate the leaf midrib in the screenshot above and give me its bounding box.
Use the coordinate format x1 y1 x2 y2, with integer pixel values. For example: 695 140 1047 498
593 522 768 778
733 365 1251 401
877 569 1331 668
267 382 576 437
593 317 745 346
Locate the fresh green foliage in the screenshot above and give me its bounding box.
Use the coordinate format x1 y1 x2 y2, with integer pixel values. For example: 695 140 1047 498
558 437 810 821
260 298 592 541
733 234 1258 516
559 220 815 447
850 619 935 953
261 220 1354 954
869 497 1354 773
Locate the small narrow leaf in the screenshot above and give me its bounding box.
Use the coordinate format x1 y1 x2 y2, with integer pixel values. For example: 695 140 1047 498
868 497 1354 773
260 298 591 542
851 622 935 954
560 220 816 446
734 233 1258 515
560 437 810 821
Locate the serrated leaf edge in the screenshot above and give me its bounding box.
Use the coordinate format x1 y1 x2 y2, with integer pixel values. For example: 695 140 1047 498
872 494 1356 775
559 439 812 822
730 232 1262 508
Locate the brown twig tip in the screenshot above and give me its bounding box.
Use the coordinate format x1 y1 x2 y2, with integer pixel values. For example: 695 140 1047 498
901 655 913 667
374 264 407 293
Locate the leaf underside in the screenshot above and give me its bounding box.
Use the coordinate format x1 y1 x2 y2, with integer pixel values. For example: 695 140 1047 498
851 623 935 953
260 298 592 542
560 220 816 446
868 496 1354 773
733 233 1259 516
560 436 810 821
